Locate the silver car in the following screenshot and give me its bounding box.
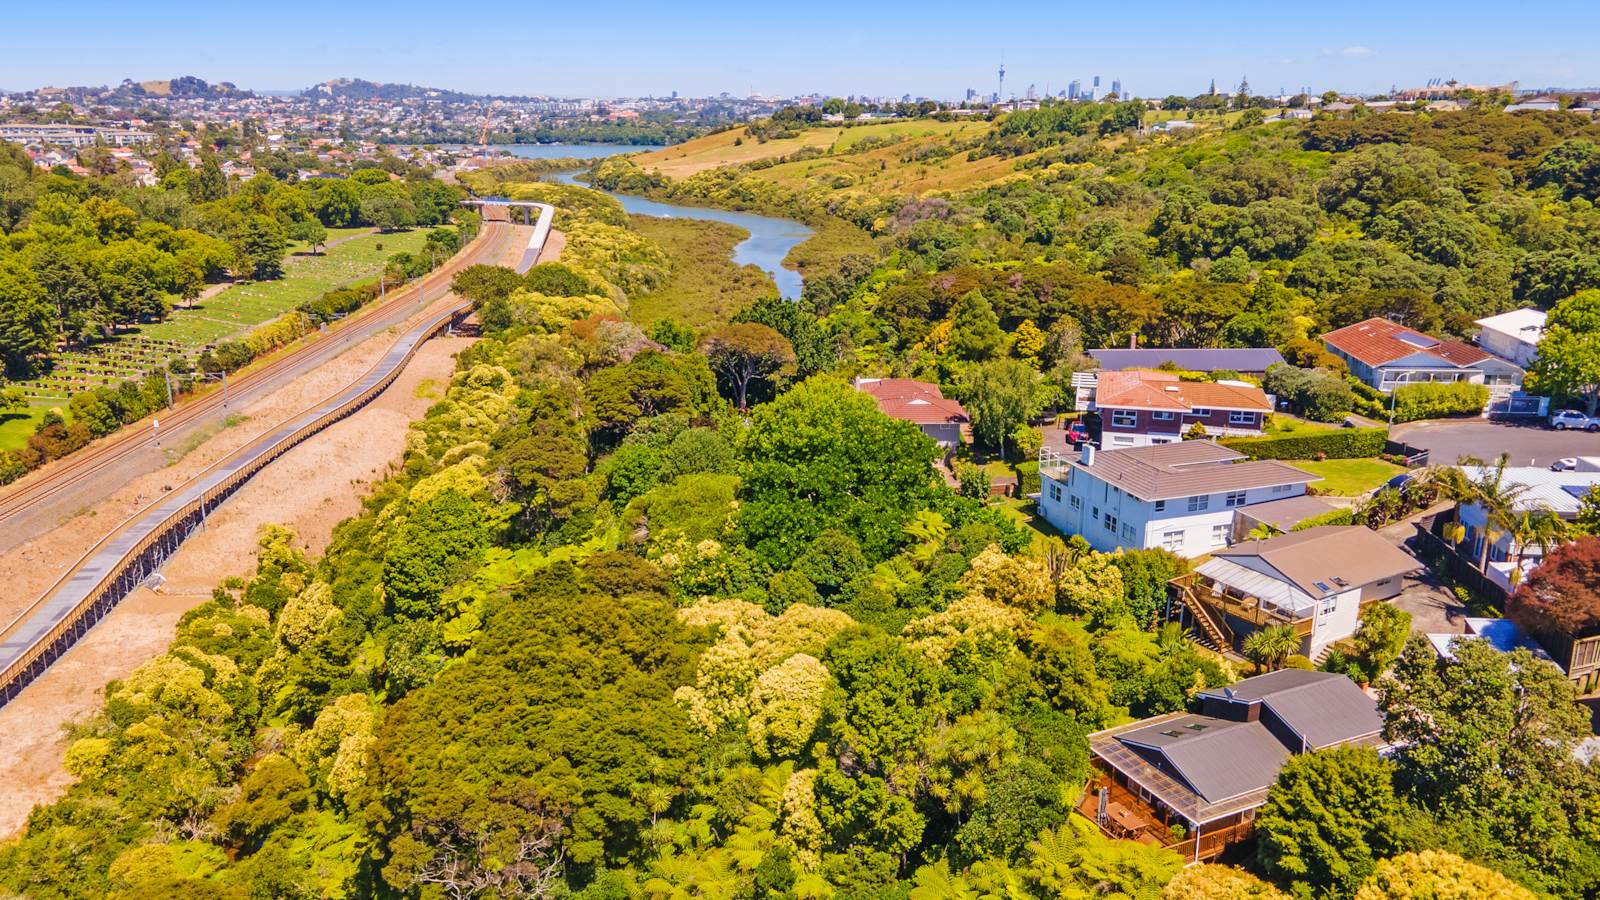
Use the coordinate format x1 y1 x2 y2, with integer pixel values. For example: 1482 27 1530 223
1551 410 1600 432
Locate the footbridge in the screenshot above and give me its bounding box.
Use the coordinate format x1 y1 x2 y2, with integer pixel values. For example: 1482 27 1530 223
0 204 553 707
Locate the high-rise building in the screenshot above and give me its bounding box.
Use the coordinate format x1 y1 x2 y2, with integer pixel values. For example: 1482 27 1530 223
1025 84 1036 100
1112 78 1122 97
965 88 977 102
1068 79 1081 100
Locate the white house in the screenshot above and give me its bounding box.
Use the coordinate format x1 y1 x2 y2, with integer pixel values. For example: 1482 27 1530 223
1037 441 1317 557
1179 526 1421 659
1457 458 1600 590
1475 308 1547 369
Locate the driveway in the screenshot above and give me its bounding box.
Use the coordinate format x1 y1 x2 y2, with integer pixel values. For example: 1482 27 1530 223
1391 419 1600 468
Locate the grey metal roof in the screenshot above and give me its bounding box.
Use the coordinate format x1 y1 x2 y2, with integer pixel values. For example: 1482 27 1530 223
1235 495 1337 532
1067 441 1317 502
1200 670 1384 751
1089 348 1287 373
1118 714 1291 804
1090 714 1279 826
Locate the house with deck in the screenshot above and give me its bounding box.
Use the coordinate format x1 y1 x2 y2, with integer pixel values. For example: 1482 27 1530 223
1037 441 1317 557
1092 371 1272 449
1080 670 1384 862
1322 317 1523 395
854 378 969 447
1169 526 1422 659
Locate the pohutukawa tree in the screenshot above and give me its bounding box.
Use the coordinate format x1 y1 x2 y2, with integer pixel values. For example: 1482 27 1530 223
698 322 795 410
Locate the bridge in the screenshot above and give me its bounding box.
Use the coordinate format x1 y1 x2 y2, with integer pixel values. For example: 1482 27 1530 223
0 204 553 707
464 200 555 271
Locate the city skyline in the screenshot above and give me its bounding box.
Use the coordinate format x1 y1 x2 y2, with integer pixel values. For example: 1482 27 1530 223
3 0 1597 100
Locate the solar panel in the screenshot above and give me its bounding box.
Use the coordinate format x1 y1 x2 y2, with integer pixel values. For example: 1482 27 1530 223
1397 330 1440 349
1314 580 1332 593
1563 485 1592 500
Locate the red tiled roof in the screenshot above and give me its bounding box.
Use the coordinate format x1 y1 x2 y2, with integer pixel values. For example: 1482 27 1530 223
855 378 969 426
1095 371 1271 413
1321 318 1490 368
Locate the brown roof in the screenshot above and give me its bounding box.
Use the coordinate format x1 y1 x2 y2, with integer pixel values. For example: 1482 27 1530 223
1214 525 1422 597
1095 371 1271 413
1067 441 1315 502
855 378 969 426
1321 317 1491 368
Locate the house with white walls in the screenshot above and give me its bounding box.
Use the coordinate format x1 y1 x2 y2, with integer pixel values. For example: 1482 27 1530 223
1037 441 1317 557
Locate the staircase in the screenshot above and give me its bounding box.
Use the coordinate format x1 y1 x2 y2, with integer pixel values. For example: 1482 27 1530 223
1175 584 1232 651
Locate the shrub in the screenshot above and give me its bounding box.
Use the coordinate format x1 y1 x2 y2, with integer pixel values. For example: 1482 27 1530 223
956 462 992 500
1221 426 1387 460
1389 381 1488 423
1016 460 1041 497
1265 363 1355 422
1291 508 1356 530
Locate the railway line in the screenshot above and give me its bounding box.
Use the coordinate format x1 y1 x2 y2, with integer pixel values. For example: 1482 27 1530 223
0 212 516 532
0 202 550 707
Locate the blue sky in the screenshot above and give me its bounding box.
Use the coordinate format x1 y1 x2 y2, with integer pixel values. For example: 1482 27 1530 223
4 0 1595 99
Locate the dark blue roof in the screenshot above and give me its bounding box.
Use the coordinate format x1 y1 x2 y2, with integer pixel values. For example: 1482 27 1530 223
1089 348 1287 373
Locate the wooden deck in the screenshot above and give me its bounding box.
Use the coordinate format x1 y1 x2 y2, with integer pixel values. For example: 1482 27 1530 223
1076 764 1257 863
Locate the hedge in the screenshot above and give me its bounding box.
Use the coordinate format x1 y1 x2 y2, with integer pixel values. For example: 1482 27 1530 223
1291 507 1356 530
1390 381 1489 424
1017 460 1041 496
1221 426 1388 460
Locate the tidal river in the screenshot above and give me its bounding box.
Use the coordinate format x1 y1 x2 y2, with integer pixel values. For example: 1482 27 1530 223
529 158 812 300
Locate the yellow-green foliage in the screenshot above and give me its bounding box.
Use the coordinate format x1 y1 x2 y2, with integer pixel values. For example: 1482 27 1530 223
1354 851 1536 900
560 219 671 298
1164 865 1289 899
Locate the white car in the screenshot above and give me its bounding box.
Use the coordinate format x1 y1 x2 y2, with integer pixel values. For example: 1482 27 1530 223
1551 457 1580 472
1551 410 1600 432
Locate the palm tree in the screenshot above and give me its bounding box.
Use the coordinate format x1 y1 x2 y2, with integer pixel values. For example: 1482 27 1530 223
1242 624 1300 673
1445 454 1531 571
1508 508 1570 586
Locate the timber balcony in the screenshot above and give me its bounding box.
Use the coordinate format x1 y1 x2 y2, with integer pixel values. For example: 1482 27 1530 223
1168 571 1313 652
1074 764 1257 863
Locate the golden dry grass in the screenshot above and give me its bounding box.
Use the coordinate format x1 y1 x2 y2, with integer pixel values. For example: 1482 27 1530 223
633 127 842 178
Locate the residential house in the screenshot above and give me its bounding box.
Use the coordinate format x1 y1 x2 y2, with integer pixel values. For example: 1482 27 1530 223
1079 670 1383 862
1092 371 1272 448
1170 526 1421 658
1427 617 1556 664
1475 308 1546 369
1088 347 1285 377
1322 317 1524 394
1457 458 1600 591
1037 441 1316 557
853 378 969 447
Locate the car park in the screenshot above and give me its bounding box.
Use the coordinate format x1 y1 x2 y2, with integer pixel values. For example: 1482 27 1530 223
1551 409 1600 432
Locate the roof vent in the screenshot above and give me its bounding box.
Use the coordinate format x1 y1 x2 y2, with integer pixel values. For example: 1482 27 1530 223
1160 730 1184 737
1164 385 1181 392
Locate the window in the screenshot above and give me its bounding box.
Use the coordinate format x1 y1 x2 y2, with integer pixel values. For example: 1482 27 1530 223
1070 495 1081 510
1153 411 1174 421
1211 523 1231 545
1225 490 1247 508
1162 530 1185 551
1111 435 1137 447
1229 411 1256 426
1121 522 1136 541
1103 513 1118 533
1091 505 1100 520
1189 407 1211 417
1271 483 1294 495
1111 410 1137 428
1153 499 1166 513
1320 595 1338 616
1187 495 1209 512
1048 483 1062 502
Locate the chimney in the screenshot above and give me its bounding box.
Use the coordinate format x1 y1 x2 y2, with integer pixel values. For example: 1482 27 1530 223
1128 332 1138 349
1081 443 1096 466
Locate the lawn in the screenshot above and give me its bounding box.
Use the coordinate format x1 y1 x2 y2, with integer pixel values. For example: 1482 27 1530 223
1262 414 1342 437
138 228 430 346
1291 458 1406 496
0 406 51 453
625 215 777 329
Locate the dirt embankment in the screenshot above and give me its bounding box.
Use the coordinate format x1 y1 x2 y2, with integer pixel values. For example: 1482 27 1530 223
0 223 537 838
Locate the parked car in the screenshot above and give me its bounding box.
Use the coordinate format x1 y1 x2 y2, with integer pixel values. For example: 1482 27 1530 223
1551 409 1600 432
1385 472 1414 490
1065 421 1089 446
1551 458 1580 472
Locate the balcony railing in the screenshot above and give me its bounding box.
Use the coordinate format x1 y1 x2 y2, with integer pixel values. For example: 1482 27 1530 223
1170 572 1315 637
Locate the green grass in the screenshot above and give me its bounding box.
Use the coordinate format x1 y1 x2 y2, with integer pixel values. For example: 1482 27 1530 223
1291 458 1406 496
0 406 51 452
625 215 777 329
1263 414 1342 437
138 228 430 346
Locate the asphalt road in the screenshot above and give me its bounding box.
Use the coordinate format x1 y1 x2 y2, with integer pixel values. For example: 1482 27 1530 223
1391 419 1600 468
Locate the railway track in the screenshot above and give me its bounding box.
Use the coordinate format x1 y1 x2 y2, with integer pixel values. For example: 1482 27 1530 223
0 213 515 529
0 202 545 706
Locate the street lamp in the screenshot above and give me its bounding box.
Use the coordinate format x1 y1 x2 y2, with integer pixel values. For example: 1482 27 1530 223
1388 371 1412 424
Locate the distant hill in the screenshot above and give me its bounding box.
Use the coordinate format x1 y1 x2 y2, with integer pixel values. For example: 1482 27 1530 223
128 76 252 99
304 78 486 103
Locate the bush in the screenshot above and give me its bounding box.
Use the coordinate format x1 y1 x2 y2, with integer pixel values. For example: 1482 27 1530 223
1221 426 1387 460
1389 381 1489 423
1265 363 1355 422
1016 460 1041 497
956 462 992 500
1291 507 1356 530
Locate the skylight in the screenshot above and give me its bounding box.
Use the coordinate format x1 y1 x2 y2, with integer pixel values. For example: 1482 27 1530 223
1314 580 1332 593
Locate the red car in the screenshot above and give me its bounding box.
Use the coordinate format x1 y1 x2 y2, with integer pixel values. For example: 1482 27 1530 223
1066 422 1089 446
